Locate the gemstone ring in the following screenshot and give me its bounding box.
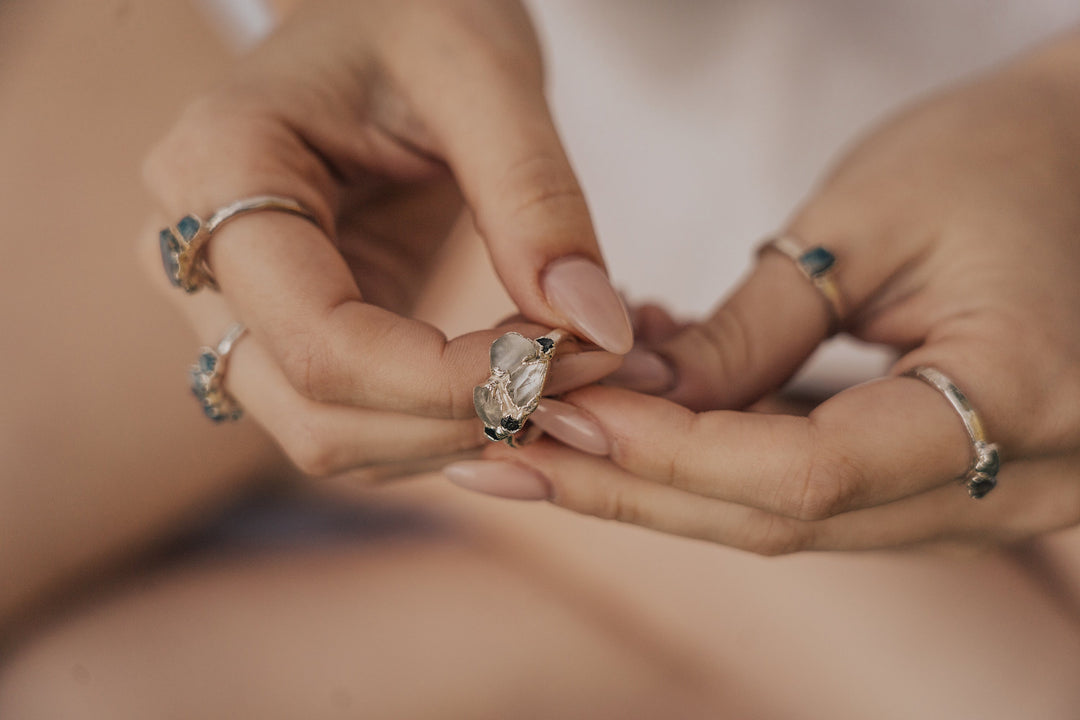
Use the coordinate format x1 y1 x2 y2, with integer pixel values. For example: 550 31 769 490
758 235 845 332
159 195 320 293
903 366 1002 499
474 329 568 445
189 322 248 423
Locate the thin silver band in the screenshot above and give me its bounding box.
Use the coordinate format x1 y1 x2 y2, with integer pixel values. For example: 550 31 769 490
904 366 1001 499
758 235 845 331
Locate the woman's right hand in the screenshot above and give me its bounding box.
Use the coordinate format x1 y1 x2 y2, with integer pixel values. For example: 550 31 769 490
141 0 631 476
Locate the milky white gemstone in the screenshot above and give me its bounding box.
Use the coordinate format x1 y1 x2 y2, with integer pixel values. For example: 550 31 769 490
508 361 548 407
490 333 537 374
473 384 505 427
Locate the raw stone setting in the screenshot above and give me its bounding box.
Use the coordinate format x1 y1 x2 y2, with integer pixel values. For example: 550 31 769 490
474 332 558 445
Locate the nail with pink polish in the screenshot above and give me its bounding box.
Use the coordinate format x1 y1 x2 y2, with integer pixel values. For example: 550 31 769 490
530 399 610 456
542 257 634 355
605 348 676 394
444 460 552 501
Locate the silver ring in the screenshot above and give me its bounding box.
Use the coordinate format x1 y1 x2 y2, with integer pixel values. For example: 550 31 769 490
759 235 845 331
904 366 1001 499
159 195 320 293
190 322 248 423
474 329 569 445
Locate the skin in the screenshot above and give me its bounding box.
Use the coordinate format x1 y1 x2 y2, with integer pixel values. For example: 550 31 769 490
490 28 1080 554
3 2 1080 718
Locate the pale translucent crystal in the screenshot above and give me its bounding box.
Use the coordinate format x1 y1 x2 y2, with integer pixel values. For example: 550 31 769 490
490 333 537 374
473 384 504 427
509 361 547 407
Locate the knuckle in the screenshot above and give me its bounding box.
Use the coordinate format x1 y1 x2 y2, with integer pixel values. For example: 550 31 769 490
278 330 341 403
790 439 863 521
281 414 342 477
745 516 811 557
592 484 643 526
493 154 587 227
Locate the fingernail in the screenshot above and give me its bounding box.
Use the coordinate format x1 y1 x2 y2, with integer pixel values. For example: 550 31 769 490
530 400 610 455
604 348 676 394
545 350 623 395
542 257 633 354
444 460 551 500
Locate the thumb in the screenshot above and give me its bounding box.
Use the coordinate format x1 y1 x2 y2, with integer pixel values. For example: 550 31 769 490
649 246 836 411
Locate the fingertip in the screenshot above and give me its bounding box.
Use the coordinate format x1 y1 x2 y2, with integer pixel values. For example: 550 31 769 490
541 256 633 354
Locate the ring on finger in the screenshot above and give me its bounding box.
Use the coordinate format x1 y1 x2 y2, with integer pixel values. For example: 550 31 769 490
758 235 845 332
190 322 248 423
474 329 569 445
904 366 1001 499
158 195 320 293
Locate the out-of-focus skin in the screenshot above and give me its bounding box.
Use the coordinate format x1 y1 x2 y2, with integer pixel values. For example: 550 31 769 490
474 28 1080 554
2 3 1080 719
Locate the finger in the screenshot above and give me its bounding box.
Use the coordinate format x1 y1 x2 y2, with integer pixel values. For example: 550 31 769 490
143 107 548 418
549 377 975 521
139 230 485 475
478 440 1080 554
392 17 633 354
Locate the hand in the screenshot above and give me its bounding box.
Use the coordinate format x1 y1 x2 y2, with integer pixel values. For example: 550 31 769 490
142 0 631 475
447 32 1080 551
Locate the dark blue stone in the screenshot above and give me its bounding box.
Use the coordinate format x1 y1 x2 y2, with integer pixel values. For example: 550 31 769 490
159 229 181 286
198 351 217 374
484 426 502 442
177 215 200 242
501 415 522 432
799 246 836 278
969 475 996 499
537 337 555 354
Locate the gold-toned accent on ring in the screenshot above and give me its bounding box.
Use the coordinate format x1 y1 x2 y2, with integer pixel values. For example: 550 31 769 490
759 235 844 331
189 323 248 423
904 366 1001 499
159 195 320 293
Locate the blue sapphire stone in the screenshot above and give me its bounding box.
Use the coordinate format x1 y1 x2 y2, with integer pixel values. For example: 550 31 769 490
501 415 522 432
159 229 181 285
537 337 555 354
177 215 200 242
798 246 836 278
484 426 502 442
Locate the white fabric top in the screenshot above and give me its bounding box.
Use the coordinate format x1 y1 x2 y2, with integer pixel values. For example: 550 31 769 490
528 1 1080 388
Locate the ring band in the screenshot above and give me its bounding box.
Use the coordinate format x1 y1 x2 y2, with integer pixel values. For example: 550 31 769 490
904 366 1001 499
759 235 845 331
159 195 320 293
189 322 248 423
474 329 568 445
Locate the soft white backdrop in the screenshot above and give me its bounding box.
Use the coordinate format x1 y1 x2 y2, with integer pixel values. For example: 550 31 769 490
205 0 1080 389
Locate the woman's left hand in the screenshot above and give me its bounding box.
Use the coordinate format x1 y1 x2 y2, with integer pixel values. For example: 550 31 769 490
446 31 1080 553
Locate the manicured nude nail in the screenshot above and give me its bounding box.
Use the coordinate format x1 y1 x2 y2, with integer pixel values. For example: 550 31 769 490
444 461 551 500
604 348 676 394
542 257 633 355
545 350 624 395
530 400 610 455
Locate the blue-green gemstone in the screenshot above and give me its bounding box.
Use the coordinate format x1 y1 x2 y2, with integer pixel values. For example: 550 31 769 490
159 229 181 285
177 215 200 241
198 351 217 374
799 247 836 277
